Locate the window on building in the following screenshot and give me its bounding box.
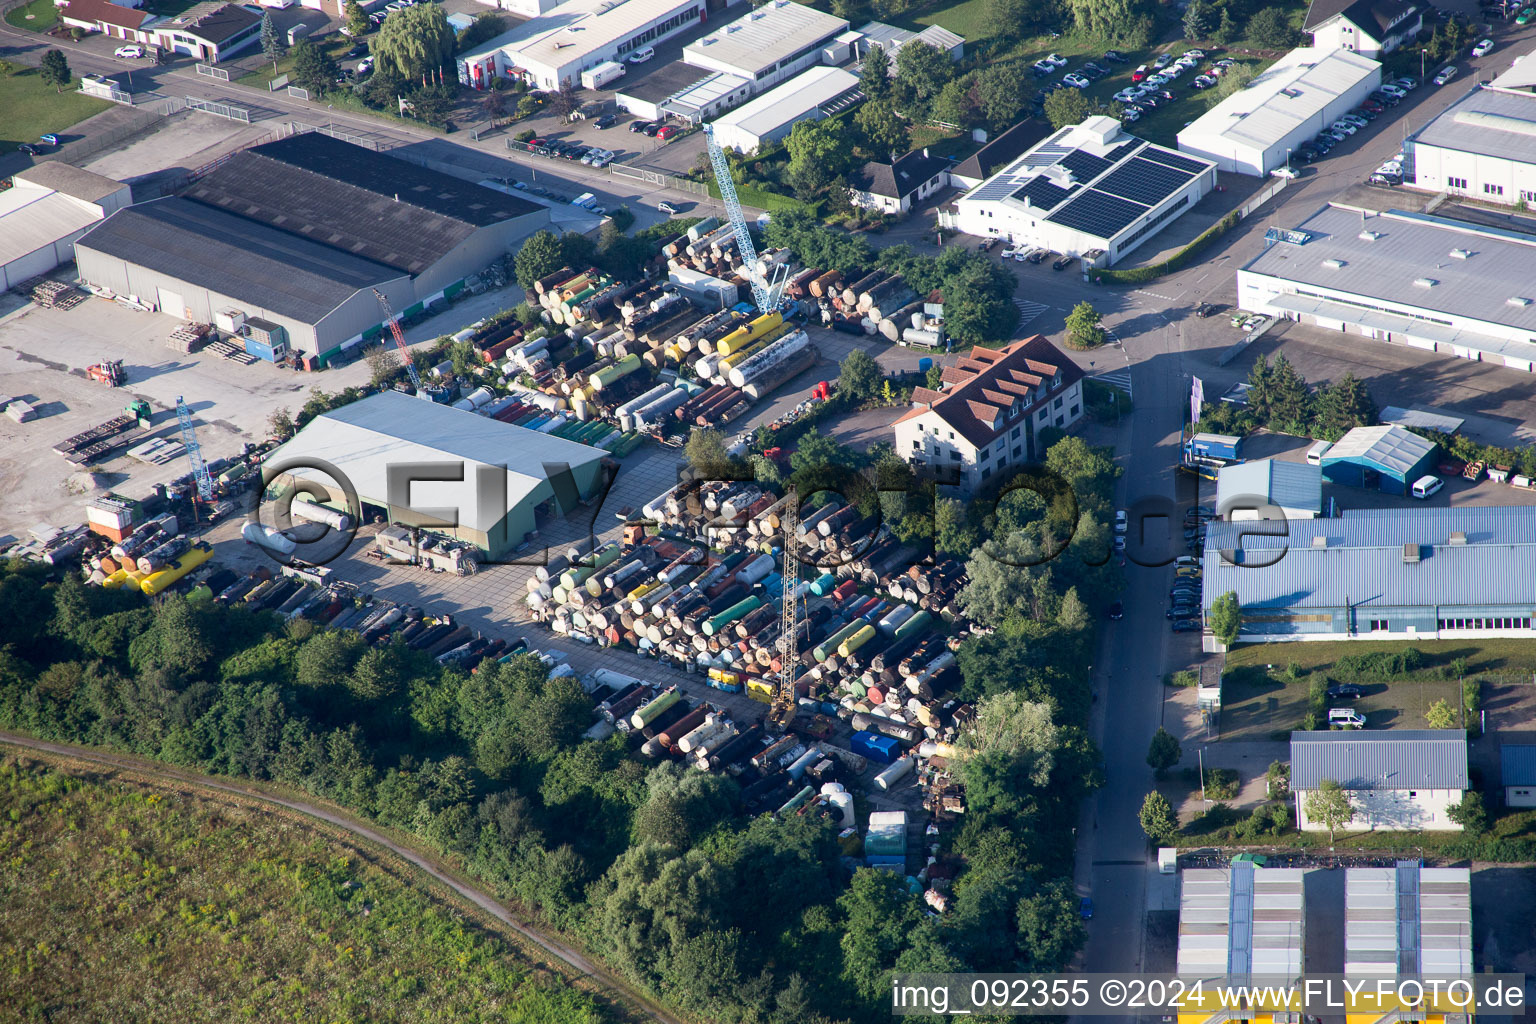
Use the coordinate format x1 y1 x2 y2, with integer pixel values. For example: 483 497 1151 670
948 431 955 439
1011 426 1021 439
950 451 960 461
1369 619 1389 631
911 439 920 450
1037 409 1049 422
1448 176 1468 190
1070 404 1081 417
1053 397 1063 409
1409 791 1417 798
979 447 989 461
1523 190 1536 204
1484 183 1505 197
1013 445 1022 458
1055 416 1064 426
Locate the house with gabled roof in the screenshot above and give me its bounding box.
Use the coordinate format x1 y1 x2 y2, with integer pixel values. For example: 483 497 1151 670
892 335 1084 492
1305 0 1422 58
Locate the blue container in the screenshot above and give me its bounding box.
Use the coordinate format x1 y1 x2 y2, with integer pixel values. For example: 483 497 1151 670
850 730 900 764
707 677 743 693
819 701 839 716
918 356 933 373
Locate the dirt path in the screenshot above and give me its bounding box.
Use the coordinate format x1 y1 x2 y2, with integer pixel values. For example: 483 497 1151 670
0 730 689 1024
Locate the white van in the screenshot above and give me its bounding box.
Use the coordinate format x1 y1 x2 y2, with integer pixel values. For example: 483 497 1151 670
1306 440 1333 465
627 47 655 64
1411 474 1443 499
1328 708 1366 729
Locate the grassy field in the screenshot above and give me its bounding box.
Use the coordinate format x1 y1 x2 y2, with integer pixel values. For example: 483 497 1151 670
0 754 616 1024
1177 802 1536 852
236 37 357 88
1228 638 1536 676
0 66 110 152
3 0 59 31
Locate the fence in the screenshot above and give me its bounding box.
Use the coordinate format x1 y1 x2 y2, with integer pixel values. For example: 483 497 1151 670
286 120 382 150
195 63 230 82
286 85 310 101
30 103 174 171
186 96 251 122
1239 177 1288 219
269 74 290 91
608 162 711 196
79 79 133 104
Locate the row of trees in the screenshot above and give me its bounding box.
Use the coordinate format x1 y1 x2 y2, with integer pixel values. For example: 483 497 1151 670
1197 354 1378 441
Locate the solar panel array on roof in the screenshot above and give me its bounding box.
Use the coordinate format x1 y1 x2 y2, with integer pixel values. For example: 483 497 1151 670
1098 156 1195 205
1046 188 1146 236
1021 128 1075 168
969 177 1027 202
1106 139 1142 163
1059 149 1113 181
1010 176 1079 209
1141 148 1211 174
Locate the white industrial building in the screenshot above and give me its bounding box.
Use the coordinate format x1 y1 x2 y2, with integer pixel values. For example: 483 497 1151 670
1215 459 1322 520
941 117 1216 266
1346 864 1472 977
0 163 131 291
1177 47 1381 176
893 336 1085 493
706 65 860 154
457 0 705 91
1303 0 1422 58
683 0 849 96
614 62 752 123
473 0 561 19
1405 85 1536 206
1292 731 1468 831
852 20 964 61
266 391 609 559
1237 203 1536 371
1176 861 1305 1023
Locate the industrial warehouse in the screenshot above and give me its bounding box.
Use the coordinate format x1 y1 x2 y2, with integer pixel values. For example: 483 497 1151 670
72 132 548 366
941 117 1217 267
1200 506 1536 643
1176 47 1382 176
266 391 611 560
707 65 862 154
682 0 850 96
1404 84 1536 206
1236 203 1536 371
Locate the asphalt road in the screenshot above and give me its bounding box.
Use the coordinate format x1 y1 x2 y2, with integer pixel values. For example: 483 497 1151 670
0 730 690 1024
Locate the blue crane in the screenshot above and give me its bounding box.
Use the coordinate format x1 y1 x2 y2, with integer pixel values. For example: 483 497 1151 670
175 395 214 502
702 124 786 314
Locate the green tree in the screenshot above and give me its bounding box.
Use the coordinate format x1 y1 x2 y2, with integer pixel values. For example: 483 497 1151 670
1183 0 1215 38
974 63 1028 133
932 74 980 130
1447 791 1487 834
260 11 285 64
684 426 741 481
1212 7 1240 45
785 118 854 198
1265 354 1311 431
935 497 978 556
1146 727 1182 776
631 763 735 850
1209 591 1241 646
839 868 925 1003
513 229 565 290
839 347 882 402
1014 878 1087 970
983 0 1043 41
1217 63 1254 99
1043 87 1092 130
854 98 908 158
1425 697 1456 730
1266 760 1290 799
1247 7 1299 48
290 39 338 95
1065 0 1152 42
1065 301 1106 349
893 41 954 112
1139 791 1178 844
1057 586 1091 632
372 2 456 82
344 0 370 37
456 12 508 52
1311 370 1376 439
1304 778 1354 841
39 49 70 92
860 43 892 102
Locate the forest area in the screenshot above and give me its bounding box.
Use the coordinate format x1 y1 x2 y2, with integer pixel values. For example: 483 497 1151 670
0 435 1122 1023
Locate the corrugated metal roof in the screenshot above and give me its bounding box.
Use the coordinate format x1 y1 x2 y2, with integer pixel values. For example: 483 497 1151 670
1291 731 1468 791
1379 405 1465 433
1322 424 1436 476
1411 85 1536 166
76 197 402 325
0 184 101 267
1217 458 1323 513
1178 47 1380 153
267 391 608 533
1241 204 1536 333
1345 865 1471 976
1501 743 1536 786
684 0 847 76
709 66 860 145
1177 865 1303 981
1201 506 1536 609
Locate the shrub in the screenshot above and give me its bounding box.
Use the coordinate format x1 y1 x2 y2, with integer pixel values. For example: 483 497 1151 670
1204 768 1239 801
1096 212 1239 284
1167 670 1199 688
1284 660 1305 681
1331 647 1424 681
1265 760 1290 799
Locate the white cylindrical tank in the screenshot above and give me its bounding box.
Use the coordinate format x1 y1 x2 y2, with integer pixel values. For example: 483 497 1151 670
726 331 812 389
242 521 297 556
290 498 353 532
874 755 915 791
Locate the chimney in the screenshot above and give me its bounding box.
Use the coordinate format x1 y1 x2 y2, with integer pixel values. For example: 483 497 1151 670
1402 542 1422 563
1449 531 1467 545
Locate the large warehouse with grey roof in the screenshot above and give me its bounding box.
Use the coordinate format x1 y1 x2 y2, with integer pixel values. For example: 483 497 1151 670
1236 202 1536 371
74 132 548 367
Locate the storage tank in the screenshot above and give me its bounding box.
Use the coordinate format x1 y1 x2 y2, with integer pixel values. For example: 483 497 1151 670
630 687 681 729
874 755 915 791
139 544 213 596
716 312 783 356
702 595 761 636
588 353 642 391
290 498 353 532
242 521 297 556
727 331 813 389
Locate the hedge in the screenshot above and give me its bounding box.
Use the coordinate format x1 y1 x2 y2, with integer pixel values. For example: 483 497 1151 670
706 179 821 216
1094 211 1241 285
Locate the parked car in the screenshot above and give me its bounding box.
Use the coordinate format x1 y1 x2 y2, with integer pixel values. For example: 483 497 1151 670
1052 255 1074 271
1121 106 1142 122
1473 38 1495 56
657 201 677 214
1192 75 1216 89
1195 302 1218 317
1032 59 1056 75
357 57 374 76
1172 619 1201 632
1271 165 1299 179
1026 248 1050 264
655 125 681 140
1131 64 1150 82
1045 52 1068 66
1153 52 1174 67
593 113 616 129
1107 601 1124 620
1185 48 1206 59
977 237 998 252
115 44 144 58
1114 88 1143 102
1433 65 1459 85
1230 311 1252 327
1103 49 1128 63
1079 897 1094 920
1412 474 1444 499
1327 684 1364 701
628 46 655 64
17 143 38 155
1064 73 1091 88
1519 8 1535 23
629 120 653 133
641 122 663 136
1243 315 1270 332
1329 708 1367 728
1114 510 1128 534
1167 604 1198 620
1379 83 1407 98
1393 75 1419 90
345 43 368 58
1330 120 1358 136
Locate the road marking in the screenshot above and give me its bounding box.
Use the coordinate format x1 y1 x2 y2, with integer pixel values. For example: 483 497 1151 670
1092 369 1133 399
1014 298 1050 330
1133 289 1179 301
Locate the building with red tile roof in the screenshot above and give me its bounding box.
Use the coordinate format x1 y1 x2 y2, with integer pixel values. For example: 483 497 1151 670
58 0 152 40
892 334 1085 491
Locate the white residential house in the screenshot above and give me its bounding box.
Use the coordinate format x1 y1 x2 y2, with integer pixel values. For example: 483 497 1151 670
1304 0 1423 58
1292 730 1468 832
892 335 1085 493
848 149 951 216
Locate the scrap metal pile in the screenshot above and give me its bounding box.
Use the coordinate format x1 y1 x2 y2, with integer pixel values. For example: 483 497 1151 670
783 268 946 348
